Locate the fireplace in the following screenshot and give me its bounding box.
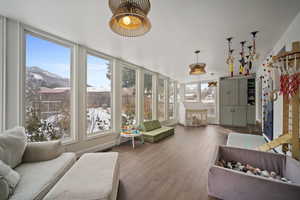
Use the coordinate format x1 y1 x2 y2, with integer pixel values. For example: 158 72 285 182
185 109 208 126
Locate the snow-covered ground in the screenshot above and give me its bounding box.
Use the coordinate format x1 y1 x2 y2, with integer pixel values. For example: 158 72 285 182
87 107 111 134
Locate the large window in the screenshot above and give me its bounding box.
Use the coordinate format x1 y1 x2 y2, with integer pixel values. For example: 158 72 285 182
158 78 165 121
201 82 217 117
121 67 136 126
25 33 72 142
168 81 175 119
201 83 216 104
184 83 199 102
86 54 112 135
144 73 153 121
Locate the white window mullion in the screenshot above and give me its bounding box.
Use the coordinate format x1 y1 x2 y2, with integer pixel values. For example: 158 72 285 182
165 79 169 121
113 59 121 134
77 46 87 141
152 73 158 120
137 69 144 124
0 16 6 131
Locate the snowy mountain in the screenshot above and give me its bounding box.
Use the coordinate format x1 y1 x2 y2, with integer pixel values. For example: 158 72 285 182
27 66 70 88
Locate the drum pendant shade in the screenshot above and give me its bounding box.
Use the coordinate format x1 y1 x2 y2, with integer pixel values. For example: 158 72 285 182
109 0 151 37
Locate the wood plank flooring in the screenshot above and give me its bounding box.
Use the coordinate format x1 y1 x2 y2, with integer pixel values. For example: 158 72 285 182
112 125 235 200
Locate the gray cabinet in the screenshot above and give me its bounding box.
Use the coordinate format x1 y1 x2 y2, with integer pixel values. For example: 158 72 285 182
221 106 234 126
232 106 247 127
220 76 255 127
221 106 247 127
238 79 248 106
220 79 238 106
247 105 256 125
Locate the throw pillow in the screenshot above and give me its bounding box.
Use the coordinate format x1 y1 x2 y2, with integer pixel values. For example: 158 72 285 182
23 140 64 162
0 160 20 197
0 127 27 168
142 121 155 132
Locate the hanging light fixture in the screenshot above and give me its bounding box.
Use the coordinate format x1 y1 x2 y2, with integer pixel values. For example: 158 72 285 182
109 0 151 37
226 37 235 77
189 50 206 75
208 81 217 87
251 31 260 61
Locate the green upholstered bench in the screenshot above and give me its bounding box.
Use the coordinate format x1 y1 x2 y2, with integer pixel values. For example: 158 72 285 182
140 120 175 143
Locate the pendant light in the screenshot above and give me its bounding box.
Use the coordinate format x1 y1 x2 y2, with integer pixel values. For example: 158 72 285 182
189 50 206 75
109 0 151 37
208 81 217 87
226 37 235 77
251 31 259 60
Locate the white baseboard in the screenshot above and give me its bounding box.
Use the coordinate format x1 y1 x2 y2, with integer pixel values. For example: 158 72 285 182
75 140 117 158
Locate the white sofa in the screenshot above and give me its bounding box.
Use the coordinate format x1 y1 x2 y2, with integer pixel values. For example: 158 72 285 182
1 127 120 200
11 152 76 200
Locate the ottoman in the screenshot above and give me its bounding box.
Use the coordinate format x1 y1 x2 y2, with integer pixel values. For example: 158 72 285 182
226 132 266 150
44 152 120 200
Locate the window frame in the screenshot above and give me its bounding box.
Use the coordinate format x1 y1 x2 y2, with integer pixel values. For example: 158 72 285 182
157 76 167 122
184 82 200 102
84 49 114 139
200 80 217 118
0 16 6 132
143 71 155 121
120 63 139 126
200 81 216 105
168 80 176 120
22 26 77 144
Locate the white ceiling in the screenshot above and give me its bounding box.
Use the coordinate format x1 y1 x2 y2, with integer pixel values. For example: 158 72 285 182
1 0 300 82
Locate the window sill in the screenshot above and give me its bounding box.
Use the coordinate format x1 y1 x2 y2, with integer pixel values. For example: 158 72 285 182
183 101 215 104
183 101 200 103
62 137 78 146
85 131 117 141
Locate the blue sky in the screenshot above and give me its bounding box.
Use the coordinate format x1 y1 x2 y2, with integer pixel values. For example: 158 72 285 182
26 34 110 89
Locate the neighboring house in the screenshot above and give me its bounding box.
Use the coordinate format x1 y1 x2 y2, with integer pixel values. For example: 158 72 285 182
33 87 111 119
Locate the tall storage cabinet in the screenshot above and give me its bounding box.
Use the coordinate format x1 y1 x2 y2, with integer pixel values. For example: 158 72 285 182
220 76 255 127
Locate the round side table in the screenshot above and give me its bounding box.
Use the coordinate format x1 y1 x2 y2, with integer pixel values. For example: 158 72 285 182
120 132 144 149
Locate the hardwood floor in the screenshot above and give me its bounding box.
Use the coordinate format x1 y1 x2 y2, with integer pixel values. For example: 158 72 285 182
113 125 234 200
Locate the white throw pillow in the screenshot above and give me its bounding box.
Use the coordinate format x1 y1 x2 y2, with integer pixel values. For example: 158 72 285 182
0 160 20 197
0 127 27 168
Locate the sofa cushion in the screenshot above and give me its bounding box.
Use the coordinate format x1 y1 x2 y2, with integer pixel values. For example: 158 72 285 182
141 121 155 132
152 120 162 129
143 126 174 136
22 140 64 163
0 160 20 196
11 152 76 200
0 176 10 200
44 152 119 200
0 127 27 168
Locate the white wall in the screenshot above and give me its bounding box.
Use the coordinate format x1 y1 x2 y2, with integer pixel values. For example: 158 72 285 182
258 11 300 147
